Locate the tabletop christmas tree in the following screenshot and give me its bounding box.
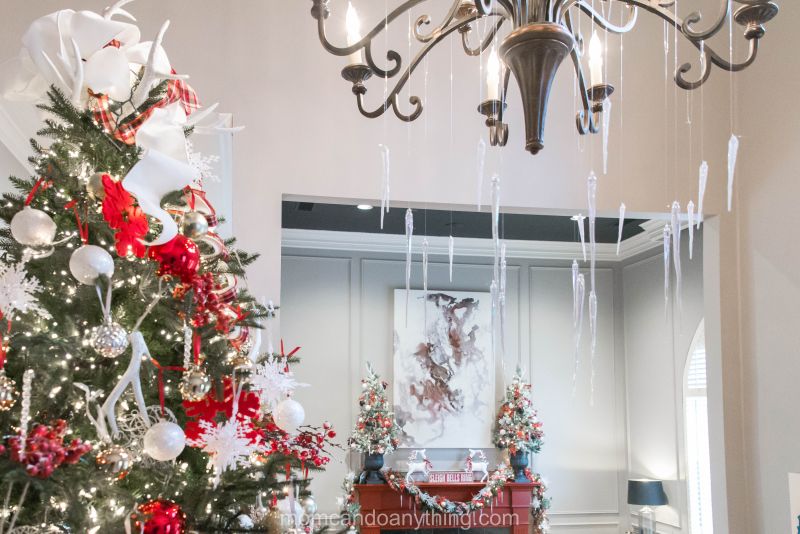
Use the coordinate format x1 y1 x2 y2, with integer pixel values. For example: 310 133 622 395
349 363 400 483
0 3 335 531
493 369 545 479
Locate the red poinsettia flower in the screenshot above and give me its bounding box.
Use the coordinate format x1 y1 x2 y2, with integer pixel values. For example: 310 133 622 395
101 174 149 257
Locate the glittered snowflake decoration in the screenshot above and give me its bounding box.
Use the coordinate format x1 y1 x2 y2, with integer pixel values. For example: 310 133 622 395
186 139 220 185
187 418 259 487
249 355 308 413
0 259 50 320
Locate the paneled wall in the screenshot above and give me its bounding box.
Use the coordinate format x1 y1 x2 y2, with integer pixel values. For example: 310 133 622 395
281 249 627 533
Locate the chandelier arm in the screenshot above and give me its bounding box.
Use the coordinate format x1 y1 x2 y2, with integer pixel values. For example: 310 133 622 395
461 15 507 56
313 0 427 59
575 1 639 34
675 38 759 89
563 11 597 135
354 21 477 122
414 1 465 43
364 43 402 79
679 1 730 40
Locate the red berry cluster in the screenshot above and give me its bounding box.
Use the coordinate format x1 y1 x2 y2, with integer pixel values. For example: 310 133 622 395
2 420 91 479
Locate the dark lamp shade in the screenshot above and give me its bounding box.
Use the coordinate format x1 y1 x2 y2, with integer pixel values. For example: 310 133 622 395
627 479 668 506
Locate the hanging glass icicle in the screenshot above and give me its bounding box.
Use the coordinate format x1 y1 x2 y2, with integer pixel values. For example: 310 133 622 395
588 290 598 403
671 201 682 312
491 173 501 283
499 242 508 360
404 208 413 325
379 144 390 229
616 203 626 256
572 263 586 393
602 99 612 175
687 201 696 260
587 173 598 292
477 138 487 211
663 224 671 314
572 214 587 261
698 161 708 228
448 235 454 283
19 369 34 454
490 279 499 362
727 134 739 212
422 237 429 333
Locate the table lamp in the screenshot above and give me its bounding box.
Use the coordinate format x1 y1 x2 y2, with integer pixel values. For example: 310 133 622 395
627 479 668 534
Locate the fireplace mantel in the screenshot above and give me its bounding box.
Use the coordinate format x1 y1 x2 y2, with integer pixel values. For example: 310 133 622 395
355 481 539 534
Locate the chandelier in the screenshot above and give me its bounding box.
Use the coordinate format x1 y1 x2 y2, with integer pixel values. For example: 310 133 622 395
309 0 779 155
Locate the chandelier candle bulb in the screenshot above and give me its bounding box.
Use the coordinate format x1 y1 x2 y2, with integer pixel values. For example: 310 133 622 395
486 49 502 101
345 2 363 65
589 31 603 87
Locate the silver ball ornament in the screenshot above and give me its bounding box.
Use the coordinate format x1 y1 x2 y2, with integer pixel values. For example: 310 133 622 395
86 172 108 200
90 319 129 359
143 420 186 462
235 514 255 530
95 444 133 479
179 365 212 402
69 244 114 285
301 494 317 516
180 211 209 239
274 398 305 431
0 371 17 411
10 206 57 247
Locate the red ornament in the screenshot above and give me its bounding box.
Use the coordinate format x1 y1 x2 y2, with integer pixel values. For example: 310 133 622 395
148 235 200 283
101 174 149 258
133 499 186 534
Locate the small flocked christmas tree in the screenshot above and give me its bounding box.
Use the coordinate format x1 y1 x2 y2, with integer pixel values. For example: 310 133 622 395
0 4 336 532
349 364 399 483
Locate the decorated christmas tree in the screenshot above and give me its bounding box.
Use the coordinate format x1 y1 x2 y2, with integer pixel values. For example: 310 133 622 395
349 364 400 456
0 4 335 532
493 369 544 455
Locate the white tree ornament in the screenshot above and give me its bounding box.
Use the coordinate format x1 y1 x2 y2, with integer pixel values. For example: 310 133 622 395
187 418 259 487
0 259 51 320
249 354 308 413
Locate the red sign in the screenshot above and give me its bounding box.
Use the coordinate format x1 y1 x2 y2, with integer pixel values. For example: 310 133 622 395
427 471 474 483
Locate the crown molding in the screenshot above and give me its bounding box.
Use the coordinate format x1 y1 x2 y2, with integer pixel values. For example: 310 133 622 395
283 220 662 263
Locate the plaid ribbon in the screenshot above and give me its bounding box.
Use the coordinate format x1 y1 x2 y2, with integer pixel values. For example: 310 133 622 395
91 72 200 145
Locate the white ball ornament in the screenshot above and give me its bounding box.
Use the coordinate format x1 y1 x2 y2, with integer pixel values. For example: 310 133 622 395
143 420 186 461
274 398 305 432
69 244 115 284
10 206 57 247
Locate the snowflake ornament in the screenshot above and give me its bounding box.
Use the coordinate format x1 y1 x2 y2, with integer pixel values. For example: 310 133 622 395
249 355 308 413
187 418 260 487
186 139 220 185
0 260 51 320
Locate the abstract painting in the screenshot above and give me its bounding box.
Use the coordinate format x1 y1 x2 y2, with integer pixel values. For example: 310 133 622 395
393 290 494 448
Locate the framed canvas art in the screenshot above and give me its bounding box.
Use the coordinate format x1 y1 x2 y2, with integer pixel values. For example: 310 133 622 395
393 289 494 448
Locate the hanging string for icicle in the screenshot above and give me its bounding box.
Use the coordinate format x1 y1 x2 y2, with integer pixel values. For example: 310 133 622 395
687 201 695 260
379 144 390 229
476 138 487 211
663 224 671 316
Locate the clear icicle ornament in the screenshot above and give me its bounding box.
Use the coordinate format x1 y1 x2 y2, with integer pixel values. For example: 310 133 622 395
404 208 413 325
587 172 598 292
19 369 34 454
602 99 612 175
588 289 598 403
422 238 429 333
698 161 708 228
727 134 739 212
572 265 586 393
477 138 487 211
616 203 626 256
499 242 508 359
687 201 696 260
379 144 390 229
663 224 671 314
572 214 587 261
490 280 499 361
448 235 454 283
491 173 501 283
671 202 683 312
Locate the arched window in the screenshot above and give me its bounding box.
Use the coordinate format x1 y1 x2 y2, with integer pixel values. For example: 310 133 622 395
684 321 713 534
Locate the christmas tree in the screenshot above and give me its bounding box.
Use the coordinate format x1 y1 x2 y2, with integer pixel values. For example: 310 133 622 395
349 364 400 456
493 369 544 454
0 5 334 532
